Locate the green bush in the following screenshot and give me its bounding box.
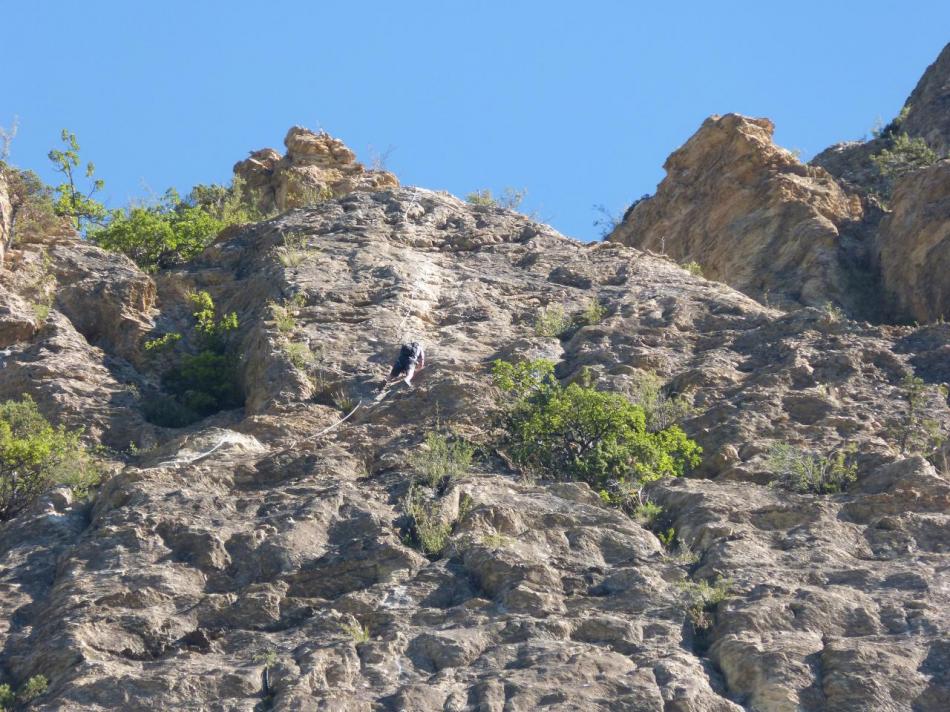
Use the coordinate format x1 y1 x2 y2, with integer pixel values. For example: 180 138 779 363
0 396 96 520
162 352 242 418
403 484 452 556
16 675 48 704
888 373 947 455
624 371 695 433
0 683 12 710
766 443 857 494
90 180 263 272
681 261 704 277
871 133 938 180
465 187 526 210
581 299 608 326
408 431 474 488
143 332 181 353
143 291 242 428
677 577 732 629
492 359 701 490
533 304 571 338
0 164 61 246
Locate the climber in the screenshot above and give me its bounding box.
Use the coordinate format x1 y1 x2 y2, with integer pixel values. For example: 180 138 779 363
385 341 425 387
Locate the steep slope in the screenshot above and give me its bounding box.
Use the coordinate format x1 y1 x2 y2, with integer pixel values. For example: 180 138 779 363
0 186 947 711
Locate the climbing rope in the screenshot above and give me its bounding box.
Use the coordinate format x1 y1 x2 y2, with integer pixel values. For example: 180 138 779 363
144 432 248 470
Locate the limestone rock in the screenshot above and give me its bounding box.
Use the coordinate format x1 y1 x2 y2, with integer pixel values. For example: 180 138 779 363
233 127 398 214
896 42 950 156
0 189 948 709
0 170 11 265
608 114 864 311
875 159 950 322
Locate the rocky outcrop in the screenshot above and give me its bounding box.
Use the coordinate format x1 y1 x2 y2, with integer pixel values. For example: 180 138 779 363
875 160 950 322
607 114 866 312
902 43 950 156
812 42 949 193
0 188 948 710
233 127 399 214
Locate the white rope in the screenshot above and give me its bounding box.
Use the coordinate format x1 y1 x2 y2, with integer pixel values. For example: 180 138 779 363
311 398 363 438
145 435 236 470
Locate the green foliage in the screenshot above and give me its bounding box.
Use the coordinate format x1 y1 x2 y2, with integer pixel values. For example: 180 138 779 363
871 133 938 180
16 675 48 704
277 231 311 267
48 130 107 233
681 261 704 277
0 395 97 520
465 187 526 210
143 292 242 428
888 373 947 455
0 165 60 246
270 300 298 334
91 179 263 272
283 342 314 370
581 299 608 326
143 332 181 353
188 291 238 349
656 527 676 549
408 431 474 488
533 304 571 338
677 577 732 629
162 352 242 419
403 484 452 556
340 619 370 644
480 532 513 549
253 650 278 669
766 443 857 494
0 682 13 710
873 104 912 140
330 387 360 414
492 359 701 490
624 371 695 433
633 500 663 526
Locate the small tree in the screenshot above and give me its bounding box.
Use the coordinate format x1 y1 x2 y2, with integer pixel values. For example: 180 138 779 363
0 395 96 520
48 129 107 232
888 373 947 455
491 359 701 490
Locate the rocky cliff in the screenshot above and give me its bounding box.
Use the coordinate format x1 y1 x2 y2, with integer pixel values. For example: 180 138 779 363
609 43 950 325
605 114 867 313
0 173 947 710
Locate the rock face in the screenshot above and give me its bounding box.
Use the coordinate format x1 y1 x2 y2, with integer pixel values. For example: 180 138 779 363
0 187 948 710
0 170 11 265
901 43 950 156
233 127 399 214
875 160 950 322
607 114 866 312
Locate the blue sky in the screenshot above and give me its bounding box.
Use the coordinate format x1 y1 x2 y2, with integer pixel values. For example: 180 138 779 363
4 1 948 241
